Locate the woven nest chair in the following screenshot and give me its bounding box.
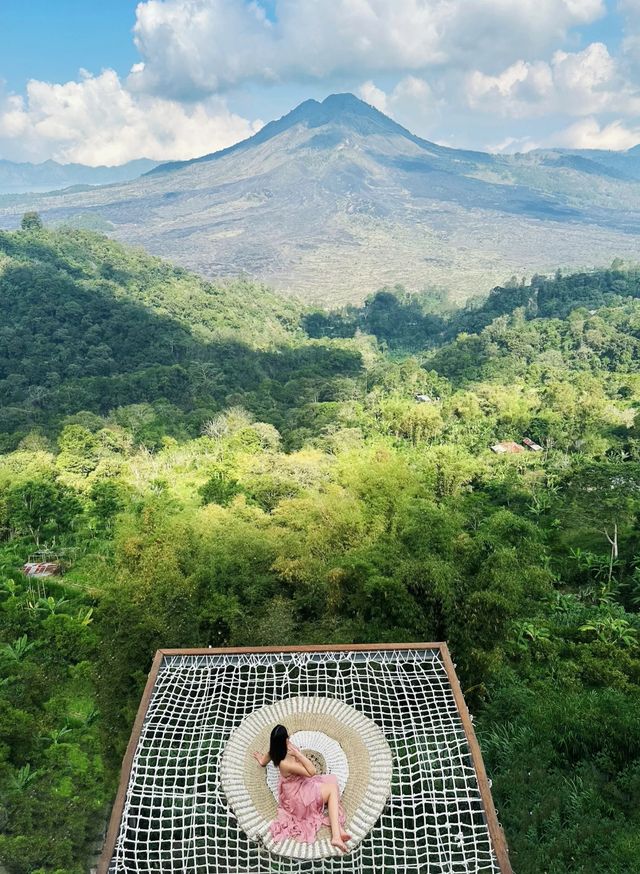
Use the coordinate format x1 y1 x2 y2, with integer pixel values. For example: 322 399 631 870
220 696 393 860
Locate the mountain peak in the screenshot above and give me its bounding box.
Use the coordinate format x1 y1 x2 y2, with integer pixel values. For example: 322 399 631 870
291 92 400 133
320 91 376 118
321 92 375 113
147 93 407 176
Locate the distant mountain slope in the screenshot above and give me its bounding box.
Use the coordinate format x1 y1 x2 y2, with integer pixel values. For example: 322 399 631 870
1 94 640 304
0 158 158 195
145 93 486 177
528 146 640 182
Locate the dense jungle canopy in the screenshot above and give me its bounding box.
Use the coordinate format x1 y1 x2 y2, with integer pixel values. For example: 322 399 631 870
0 226 639 873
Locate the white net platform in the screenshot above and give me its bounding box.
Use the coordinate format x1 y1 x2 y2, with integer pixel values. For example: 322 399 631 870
105 647 505 873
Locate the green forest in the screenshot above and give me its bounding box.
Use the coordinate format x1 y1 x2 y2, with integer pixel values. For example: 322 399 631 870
1 224 639 873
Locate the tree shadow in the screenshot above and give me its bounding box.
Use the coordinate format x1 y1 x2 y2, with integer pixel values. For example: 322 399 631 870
0 231 364 450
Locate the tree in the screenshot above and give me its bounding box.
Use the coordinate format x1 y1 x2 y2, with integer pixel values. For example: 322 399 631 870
5 478 82 544
88 480 125 530
56 424 101 477
199 469 242 507
20 212 43 232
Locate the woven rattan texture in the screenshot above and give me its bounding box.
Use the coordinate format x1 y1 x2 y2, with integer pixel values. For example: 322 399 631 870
221 697 389 859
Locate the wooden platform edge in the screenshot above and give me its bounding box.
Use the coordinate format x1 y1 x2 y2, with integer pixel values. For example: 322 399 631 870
159 642 444 655
96 649 164 874
440 643 513 874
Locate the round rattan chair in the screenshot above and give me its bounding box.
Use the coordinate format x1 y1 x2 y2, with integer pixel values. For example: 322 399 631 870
219 696 393 859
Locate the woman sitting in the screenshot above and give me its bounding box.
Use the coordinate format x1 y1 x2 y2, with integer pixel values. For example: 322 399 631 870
254 724 351 853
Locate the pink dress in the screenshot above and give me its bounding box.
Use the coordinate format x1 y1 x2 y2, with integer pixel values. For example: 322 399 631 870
270 772 346 843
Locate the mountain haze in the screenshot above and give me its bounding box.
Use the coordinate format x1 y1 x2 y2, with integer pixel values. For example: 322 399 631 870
2 94 640 303
0 158 158 195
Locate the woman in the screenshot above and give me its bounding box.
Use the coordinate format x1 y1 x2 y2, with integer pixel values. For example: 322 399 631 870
253 724 351 853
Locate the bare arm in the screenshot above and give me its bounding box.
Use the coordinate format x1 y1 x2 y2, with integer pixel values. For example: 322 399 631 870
288 741 316 776
253 751 270 767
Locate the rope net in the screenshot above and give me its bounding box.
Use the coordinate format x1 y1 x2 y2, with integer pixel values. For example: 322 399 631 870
107 648 503 874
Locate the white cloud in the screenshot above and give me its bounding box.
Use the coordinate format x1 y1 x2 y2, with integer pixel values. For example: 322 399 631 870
358 81 389 115
4 0 636 164
129 0 606 99
467 60 554 115
549 116 640 149
488 135 541 153
0 90 29 139
0 70 261 165
358 75 435 121
466 42 640 117
393 75 434 105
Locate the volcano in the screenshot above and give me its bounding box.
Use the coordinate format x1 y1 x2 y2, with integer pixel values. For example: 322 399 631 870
2 93 640 304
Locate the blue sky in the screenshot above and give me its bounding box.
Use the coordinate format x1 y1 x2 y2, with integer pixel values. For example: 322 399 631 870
0 0 639 165
0 2 139 91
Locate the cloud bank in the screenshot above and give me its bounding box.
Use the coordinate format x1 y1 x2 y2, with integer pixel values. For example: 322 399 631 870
129 0 606 98
0 70 260 165
466 43 640 119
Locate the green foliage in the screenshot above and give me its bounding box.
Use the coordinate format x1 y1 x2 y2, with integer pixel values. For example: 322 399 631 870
304 285 448 349
1 229 640 873
579 612 638 647
0 573 107 874
20 212 43 232
88 480 125 531
478 679 640 874
0 227 354 452
198 469 242 506
0 635 35 662
4 478 82 545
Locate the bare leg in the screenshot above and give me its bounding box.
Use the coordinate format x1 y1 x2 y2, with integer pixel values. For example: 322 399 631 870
321 783 351 852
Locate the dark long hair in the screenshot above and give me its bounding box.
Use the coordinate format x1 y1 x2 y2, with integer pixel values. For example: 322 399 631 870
269 724 288 766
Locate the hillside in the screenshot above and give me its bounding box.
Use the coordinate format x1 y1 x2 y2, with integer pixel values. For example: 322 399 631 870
0 226 365 452
1 94 640 305
306 266 640 349
526 145 640 183
4 225 640 453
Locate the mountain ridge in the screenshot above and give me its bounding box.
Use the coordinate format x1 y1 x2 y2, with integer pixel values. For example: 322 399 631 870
0 157 158 195
146 92 485 177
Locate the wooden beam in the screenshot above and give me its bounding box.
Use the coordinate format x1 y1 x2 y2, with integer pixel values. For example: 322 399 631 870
439 643 513 874
159 642 444 655
97 649 164 874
